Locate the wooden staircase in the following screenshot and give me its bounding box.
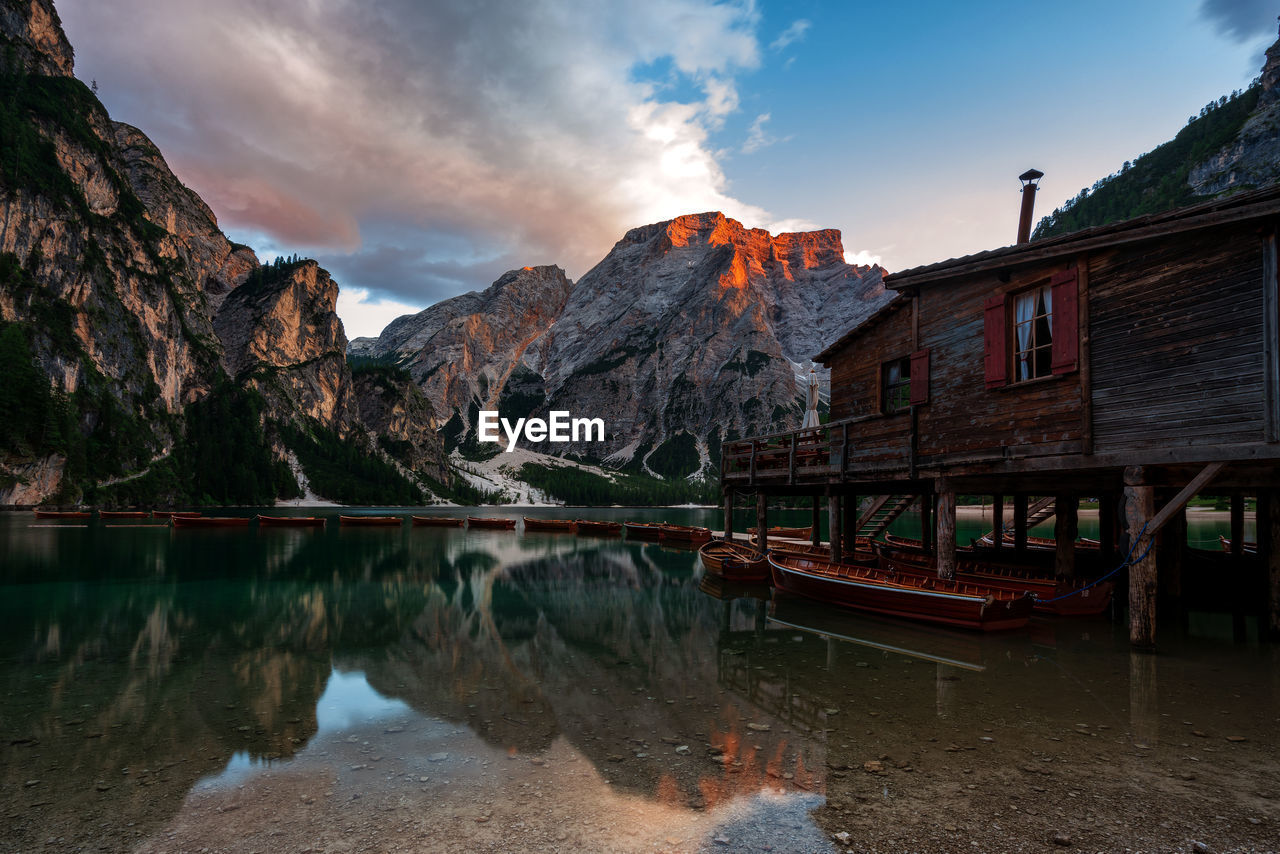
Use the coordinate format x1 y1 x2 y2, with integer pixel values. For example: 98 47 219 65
983 495 1057 542
856 495 916 540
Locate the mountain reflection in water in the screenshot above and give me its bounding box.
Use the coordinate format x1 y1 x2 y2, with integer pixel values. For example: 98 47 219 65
1 511 1277 853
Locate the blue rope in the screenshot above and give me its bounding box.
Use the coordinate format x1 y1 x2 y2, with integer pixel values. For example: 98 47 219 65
1032 522 1152 604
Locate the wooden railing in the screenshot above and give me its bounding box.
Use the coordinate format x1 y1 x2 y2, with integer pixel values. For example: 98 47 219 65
720 413 902 486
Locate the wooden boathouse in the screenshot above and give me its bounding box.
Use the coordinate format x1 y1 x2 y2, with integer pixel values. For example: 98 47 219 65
721 183 1280 646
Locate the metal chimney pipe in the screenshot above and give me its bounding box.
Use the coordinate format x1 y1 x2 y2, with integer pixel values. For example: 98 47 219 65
1016 169 1044 244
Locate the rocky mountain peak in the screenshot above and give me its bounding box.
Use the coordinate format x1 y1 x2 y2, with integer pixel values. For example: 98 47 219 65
1 0 74 77
1258 19 1280 108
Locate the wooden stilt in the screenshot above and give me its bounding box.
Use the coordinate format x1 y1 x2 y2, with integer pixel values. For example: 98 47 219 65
991 494 1004 552
756 492 768 556
1013 494 1029 553
723 489 735 543
1054 494 1077 579
1124 467 1157 649
1100 493 1117 563
936 488 956 579
811 496 821 547
842 493 858 551
920 492 934 554
828 493 843 564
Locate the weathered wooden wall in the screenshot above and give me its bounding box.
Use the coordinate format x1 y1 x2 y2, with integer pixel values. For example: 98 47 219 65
1090 223 1265 454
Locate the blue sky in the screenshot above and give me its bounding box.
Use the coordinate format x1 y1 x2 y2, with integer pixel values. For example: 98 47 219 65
60 0 1276 338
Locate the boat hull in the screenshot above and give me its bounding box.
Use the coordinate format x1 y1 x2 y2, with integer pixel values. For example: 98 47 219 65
99 510 149 518
658 524 712 546
33 510 91 519
623 522 665 540
876 546 1113 617
339 515 403 527
699 540 769 583
412 516 465 527
172 516 250 528
523 518 576 532
467 517 516 529
257 515 325 527
768 554 1033 632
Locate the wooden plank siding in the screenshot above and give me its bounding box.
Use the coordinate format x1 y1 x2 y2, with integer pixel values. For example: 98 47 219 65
914 265 1083 461
1089 223 1265 453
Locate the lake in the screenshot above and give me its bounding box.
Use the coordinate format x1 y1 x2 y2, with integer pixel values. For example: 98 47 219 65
1 508 1276 853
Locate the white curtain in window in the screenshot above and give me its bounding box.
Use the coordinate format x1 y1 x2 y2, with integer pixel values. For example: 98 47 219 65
1042 286 1052 322
1015 292 1034 380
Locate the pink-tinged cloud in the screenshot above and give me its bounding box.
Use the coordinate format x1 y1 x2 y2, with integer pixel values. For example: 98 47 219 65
58 0 798 322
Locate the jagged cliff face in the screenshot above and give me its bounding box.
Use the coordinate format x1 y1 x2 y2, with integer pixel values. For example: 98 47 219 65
215 261 360 435
1189 24 1280 196
349 265 574 423
352 369 448 482
529 213 888 468
0 0 446 504
356 214 887 475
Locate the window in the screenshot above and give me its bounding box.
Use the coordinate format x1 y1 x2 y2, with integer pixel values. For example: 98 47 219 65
882 357 911 413
1012 284 1053 382
984 267 1078 390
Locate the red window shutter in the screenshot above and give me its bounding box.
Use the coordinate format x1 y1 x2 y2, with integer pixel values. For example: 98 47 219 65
983 295 1007 388
1050 267 1079 374
909 349 930 405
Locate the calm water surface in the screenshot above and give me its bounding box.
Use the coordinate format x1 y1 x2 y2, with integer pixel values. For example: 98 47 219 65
1 508 1276 854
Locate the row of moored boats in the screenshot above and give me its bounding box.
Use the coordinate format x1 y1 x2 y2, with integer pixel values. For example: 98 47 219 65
28 509 715 542
699 528 1119 633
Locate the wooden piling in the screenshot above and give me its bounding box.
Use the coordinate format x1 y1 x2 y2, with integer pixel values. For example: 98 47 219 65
723 490 735 543
756 493 768 556
991 494 1004 552
1124 467 1157 649
1013 494 1028 553
1054 494 1077 579
842 493 858 551
811 496 821 547
936 488 956 579
828 493 843 564
1100 493 1118 563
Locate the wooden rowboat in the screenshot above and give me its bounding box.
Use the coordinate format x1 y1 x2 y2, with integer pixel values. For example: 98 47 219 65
523 517 576 532
172 516 250 527
339 515 403 527
33 509 92 519
698 540 769 583
877 549 1113 617
575 519 622 536
153 510 201 519
99 510 150 518
623 521 666 540
467 517 517 529
971 532 1102 551
747 524 813 539
768 552 1034 632
257 515 326 527
658 524 712 545
412 515 465 527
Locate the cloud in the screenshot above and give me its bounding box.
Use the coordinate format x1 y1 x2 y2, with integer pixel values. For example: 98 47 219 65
844 249 883 269
337 288 429 341
1199 0 1276 43
58 0 801 321
742 112 775 153
770 18 811 52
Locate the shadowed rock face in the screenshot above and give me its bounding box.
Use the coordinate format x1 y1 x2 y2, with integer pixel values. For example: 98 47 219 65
353 214 890 470
1189 23 1280 197
349 265 575 422
0 0 448 501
